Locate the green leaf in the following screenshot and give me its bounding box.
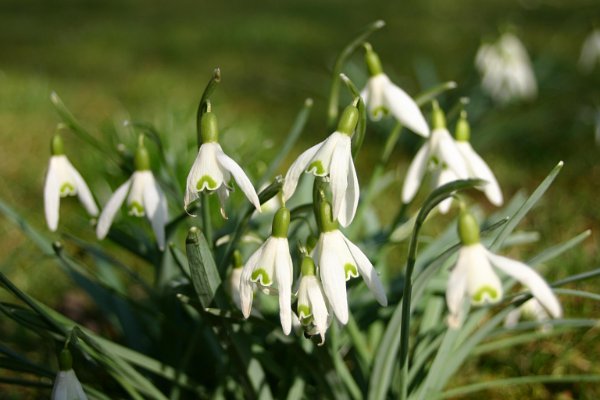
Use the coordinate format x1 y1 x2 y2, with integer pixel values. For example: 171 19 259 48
186 227 223 309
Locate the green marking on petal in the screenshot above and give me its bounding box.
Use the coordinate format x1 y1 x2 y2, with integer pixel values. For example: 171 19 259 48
298 304 312 324
251 268 272 286
196 175 218 191
472 286 500 304
59 183 76 197
128 201 145 217
307 161 326 176
373 106 389 118
344 263 359 281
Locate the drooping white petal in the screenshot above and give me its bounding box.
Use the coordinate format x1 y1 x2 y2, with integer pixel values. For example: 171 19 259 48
383 79 430 137
240 243 265 318
464 244 503 305
402 142 430 204
446 250 468 319
329 135 351 226
486 250 562 318
143 174 167 250
51 370 88 400
435 168 458 214
318 235 349 324
282 142 322 201
435 128 468 180
66 161 98 216
96 179 132 240
275 239 293 335
456 142 503 206
44 158 61 231
344 235 387 306
363 74 386 120
306 276 329 344
337 156 360 228
215 186 230 219
215 146 261 212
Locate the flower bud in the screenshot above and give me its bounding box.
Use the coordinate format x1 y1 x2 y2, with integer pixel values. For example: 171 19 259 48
336 105 359 136
271 206 290 238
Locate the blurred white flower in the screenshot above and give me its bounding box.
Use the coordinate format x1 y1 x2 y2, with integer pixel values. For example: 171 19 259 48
240 207 293 334
283 105 360 227
96 140 167 250
504 297 553 332
475 32 537 103
312 202 387 324
454 112 503 206
228 266 243 311
579 29 600 73
44 135 98 231
297 256 331 345
446 210 561 329
401 103 468 213
51 370 88 400
185 112 261 215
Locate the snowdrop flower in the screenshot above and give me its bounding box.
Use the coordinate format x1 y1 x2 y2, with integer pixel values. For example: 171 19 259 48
44 135 98 231
454 111 503 206
505 297 553 332
297 256 332 344
579 29 600 73
360 43 429 137
402 102 469 213
240 206 293 334
312 201 387 324
185 111 261 215
283 105 360 227
475 32 537 104
51 349 88 400
96 137 168 250
227 250 244 310
446 209 561 329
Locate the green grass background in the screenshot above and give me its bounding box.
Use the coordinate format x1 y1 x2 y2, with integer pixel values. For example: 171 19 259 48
0 0 599 398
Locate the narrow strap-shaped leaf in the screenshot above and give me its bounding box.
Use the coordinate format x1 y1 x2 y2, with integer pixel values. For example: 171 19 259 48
186 227 223 309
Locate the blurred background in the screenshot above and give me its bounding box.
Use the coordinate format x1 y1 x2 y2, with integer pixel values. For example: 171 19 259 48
1 0 599 398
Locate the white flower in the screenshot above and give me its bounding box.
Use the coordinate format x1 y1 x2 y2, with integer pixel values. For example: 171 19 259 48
312 228 387 324
454 113 503 206
239 207 293 334
360 44 429 137
297 257 332 344
228 266 243 311
579 29 600 73
51 369 88 400
96 170 168 250
283 106 360 227
361 74 429 137
475 32 537 104
504 297 553 332
402 117 469 213
44 151 99 231
446 240 561 329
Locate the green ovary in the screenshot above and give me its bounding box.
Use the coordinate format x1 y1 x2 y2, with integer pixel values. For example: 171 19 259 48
344 263 359 280
251 268 272 286
128 201 145 217
307 161 326 176
472 286 500 303
59 183 76 197
196 175 218 191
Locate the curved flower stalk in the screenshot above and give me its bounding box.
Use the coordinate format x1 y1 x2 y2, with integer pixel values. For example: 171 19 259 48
454 111 503 206
296 256 331 344
360 43 430 137
475 32 537 104
401 102 468 213
51 349 88 400
446 209 562 329
96 137 168 250
312 201 387 324
185 110 261 215
240 206 293 334
283 105 360 227
579 29 600 73
44 135 99 231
